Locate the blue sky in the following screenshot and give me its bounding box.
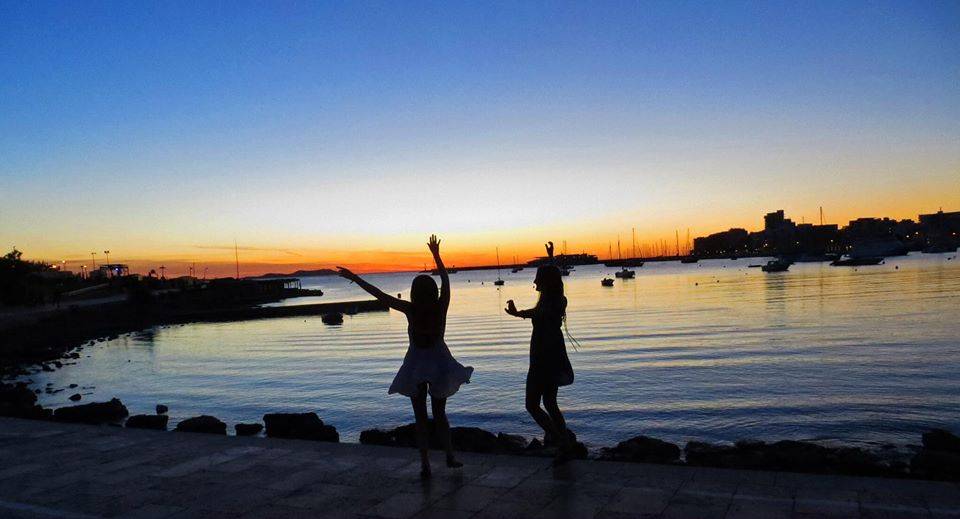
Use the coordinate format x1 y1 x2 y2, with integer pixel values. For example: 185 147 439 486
1 1 958 271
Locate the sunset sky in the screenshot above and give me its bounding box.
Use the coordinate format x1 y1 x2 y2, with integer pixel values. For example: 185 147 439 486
2 1 958 275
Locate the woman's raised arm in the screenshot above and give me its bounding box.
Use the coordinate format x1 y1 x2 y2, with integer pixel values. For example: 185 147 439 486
337 267 411 313
428 235 450 309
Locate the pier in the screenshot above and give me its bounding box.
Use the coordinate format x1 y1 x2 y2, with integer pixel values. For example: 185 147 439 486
0 417 957 518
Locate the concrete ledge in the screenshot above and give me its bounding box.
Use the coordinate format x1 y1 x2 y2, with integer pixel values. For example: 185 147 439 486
0 417 958 518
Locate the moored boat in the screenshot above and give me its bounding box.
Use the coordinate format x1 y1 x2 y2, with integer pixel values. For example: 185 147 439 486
761 259 791 272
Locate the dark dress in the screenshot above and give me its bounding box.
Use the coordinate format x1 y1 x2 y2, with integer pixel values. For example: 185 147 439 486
519 296 574 387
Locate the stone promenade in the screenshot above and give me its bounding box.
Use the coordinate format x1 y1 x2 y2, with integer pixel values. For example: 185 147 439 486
1 417 958 518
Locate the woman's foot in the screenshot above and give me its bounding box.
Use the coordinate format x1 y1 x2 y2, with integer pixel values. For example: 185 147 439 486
446 455 463 469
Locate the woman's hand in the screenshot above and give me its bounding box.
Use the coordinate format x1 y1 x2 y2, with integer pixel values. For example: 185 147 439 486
504 299 518 316
545 241 554 259
428 234 441 256
336 266 359 282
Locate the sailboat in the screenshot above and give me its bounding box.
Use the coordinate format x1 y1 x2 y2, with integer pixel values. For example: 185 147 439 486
614 239 635 279
511 255 523 273
494 247 505 286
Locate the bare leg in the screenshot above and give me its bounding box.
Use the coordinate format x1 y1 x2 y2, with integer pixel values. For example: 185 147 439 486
411 383 431 478
525 379 560 440
542 385 573 455
541 385 567 435
431 395 462 468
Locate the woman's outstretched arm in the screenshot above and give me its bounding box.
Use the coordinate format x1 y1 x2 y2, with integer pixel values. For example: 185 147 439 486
337 267 411 313
427 234 450 309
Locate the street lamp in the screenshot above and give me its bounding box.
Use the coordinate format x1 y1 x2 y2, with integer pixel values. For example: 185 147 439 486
103 250 110 264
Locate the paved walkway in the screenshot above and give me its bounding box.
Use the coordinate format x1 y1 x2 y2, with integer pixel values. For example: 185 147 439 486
0 418 958 519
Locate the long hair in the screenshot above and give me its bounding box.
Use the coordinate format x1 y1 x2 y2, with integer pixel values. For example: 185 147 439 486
534 265 565 315
409 274 442 346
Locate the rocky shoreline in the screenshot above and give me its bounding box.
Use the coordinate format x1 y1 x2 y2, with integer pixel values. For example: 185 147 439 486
2 382 958 482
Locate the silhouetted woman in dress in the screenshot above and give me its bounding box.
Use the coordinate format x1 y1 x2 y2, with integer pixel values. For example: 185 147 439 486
505 241 575 459
338 235 472 478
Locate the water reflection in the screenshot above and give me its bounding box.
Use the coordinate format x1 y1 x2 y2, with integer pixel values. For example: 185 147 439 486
20 253 960 447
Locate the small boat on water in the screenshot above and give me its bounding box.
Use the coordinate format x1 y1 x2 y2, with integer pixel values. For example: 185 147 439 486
493 248 505 286
748 264 763 268
614 268 635 279
511 255 524 273
761 259 791 272
680 256 699 264
831 256 884 267
601 278 614 287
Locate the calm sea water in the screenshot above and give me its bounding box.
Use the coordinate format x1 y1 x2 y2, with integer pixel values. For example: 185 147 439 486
21 254 960 448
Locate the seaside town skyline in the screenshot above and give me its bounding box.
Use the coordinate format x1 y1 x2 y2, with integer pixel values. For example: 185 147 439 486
16 205 959 277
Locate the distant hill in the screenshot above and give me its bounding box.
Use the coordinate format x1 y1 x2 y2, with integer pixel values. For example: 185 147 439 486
252 269 338 279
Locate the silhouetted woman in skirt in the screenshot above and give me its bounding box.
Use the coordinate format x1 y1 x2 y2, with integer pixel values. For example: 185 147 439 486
338 235 472 478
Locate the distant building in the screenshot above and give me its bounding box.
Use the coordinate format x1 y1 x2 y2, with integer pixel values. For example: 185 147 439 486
919 210 960 251
90 264 130 280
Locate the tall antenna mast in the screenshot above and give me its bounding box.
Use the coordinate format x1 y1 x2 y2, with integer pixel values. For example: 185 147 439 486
234 239 240 279
820 206 824 225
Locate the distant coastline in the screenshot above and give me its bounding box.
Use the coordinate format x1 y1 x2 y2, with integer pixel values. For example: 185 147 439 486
250 269 338 279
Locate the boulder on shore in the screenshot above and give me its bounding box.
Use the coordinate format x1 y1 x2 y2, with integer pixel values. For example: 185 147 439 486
599 435 681 464
126 414 169 430
235 423 264 436
69 393 82 402
359 422 578 457
922 429 960 453
263 413 339 442
53 398 128 424
684 439 889 476
175 415 226 435
0 382 51 420
911 428 960 480
156 404 169 415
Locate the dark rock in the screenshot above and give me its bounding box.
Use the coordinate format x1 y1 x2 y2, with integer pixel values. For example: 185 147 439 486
175 415 226 434
922 429 960 454
0 382 38 409
911 449 960 480
601 435 681 464
450 427 499 453
263 413 339 442
684 439 886 476
68 393 82 402
235 423 263 436
126 414 168 430
497 432 529 453
156 404 168 415
359 428 396 446
53 361 63 368
54 398 128 424
68 384 78 388
321 313 344 325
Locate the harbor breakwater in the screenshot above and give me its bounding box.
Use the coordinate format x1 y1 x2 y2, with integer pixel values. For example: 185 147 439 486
0 298 388 377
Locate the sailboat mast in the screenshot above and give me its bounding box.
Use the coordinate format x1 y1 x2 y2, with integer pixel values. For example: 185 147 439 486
496 247 501 277
631 228 636 258
675 230 680 257
234 239 240 279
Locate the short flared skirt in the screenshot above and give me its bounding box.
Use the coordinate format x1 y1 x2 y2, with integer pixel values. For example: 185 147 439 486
388 341 473 398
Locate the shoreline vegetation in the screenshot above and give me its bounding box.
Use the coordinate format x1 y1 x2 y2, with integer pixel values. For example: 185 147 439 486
1 378 958 482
